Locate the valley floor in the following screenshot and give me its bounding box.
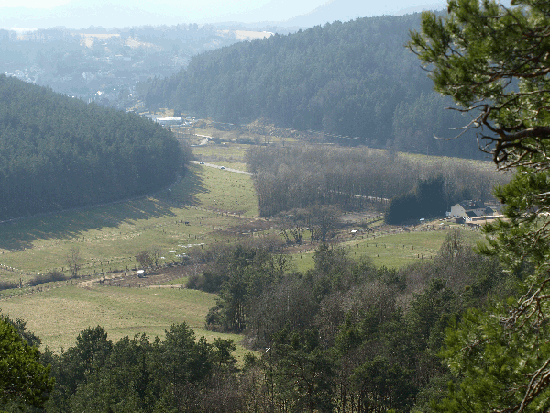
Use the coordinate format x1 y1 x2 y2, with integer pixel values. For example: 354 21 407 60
0 132 486 353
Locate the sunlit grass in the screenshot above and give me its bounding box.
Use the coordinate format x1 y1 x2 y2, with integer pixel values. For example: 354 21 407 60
0 283 246 354
288 227 486 271
0 164 257 279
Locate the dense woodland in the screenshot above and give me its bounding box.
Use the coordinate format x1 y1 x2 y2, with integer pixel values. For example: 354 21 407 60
142 14 483 159
2 231 522 412
0 75 187 221
245 145 508 218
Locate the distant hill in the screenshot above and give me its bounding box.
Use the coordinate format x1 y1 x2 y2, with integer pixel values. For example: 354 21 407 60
143 14 483 160
0 75 183 221
279 0 446 28
0 0 446 30
0 25 266 107
0 0 318 30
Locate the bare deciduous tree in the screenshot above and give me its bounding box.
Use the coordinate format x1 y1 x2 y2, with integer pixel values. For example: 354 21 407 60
67 247 82 278
135 250 153 270
149 245 162 268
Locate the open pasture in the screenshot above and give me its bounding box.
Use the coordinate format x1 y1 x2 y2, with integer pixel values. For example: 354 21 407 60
0 158 260 352
289 226 486 272
0 283 244 356
192 142 249 167
0 163 258 280
346 226 486 268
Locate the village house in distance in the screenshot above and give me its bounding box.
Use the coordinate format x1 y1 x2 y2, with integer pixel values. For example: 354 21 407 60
447 200 503 227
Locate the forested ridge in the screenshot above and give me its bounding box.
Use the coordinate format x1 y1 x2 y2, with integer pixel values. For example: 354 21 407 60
0 75 185 221
142 14 482 159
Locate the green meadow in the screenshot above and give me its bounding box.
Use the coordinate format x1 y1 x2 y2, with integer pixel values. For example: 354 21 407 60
0 162 258 280
288 225 486 272
0 157 259 353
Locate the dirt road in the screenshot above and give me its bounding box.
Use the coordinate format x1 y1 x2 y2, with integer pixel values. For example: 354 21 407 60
191 161 251 175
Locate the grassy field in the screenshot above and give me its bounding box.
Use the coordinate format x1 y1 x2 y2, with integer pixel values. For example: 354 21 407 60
0 158 260 353
344 226 486 267
288 226 487 272
0 284 246 357
0 162 258 280
192 143 248 167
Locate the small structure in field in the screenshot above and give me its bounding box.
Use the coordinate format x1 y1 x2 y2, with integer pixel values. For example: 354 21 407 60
156 117 182 126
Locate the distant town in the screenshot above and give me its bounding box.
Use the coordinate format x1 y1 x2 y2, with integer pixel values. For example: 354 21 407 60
1 26 273 110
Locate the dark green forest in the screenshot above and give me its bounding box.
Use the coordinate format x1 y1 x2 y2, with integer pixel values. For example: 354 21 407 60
0 75 186 221
142 14 483 159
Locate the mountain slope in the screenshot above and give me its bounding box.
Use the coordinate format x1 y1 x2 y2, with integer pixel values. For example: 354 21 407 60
0 75 183 220
143 14 481 159
280 0 446 27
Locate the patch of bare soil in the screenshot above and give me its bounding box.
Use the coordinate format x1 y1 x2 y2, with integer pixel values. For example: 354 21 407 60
89 263 205 288
215 218 274 237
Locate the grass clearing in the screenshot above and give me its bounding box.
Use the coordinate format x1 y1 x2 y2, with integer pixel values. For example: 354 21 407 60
0 158 260 354
192 143 248 164
346 227 485 268
0 283 247 355
288 227 486 271
0 163 258 278
194 165 257 217
399 151 501 172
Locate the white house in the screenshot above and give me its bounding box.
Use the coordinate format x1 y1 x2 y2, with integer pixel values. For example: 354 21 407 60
448 200 487 219
156 117 182 126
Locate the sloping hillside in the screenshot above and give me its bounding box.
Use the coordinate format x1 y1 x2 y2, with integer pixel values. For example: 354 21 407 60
0 75 184 220
143 13 482 159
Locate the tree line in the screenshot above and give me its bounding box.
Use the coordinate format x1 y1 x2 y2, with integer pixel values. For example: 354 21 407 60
385 176 448 225
0 75 188 221
184 232 520 412
406 0 550 409
245 145 508 217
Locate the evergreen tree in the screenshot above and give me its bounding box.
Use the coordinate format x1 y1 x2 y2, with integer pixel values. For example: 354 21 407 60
0 317 54 411
409 0 550 410
144 14 484 158
0 74 184 220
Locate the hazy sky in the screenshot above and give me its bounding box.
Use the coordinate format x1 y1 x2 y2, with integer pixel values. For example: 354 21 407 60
1 0 71 6
0 0 447 28
0 0 440 11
